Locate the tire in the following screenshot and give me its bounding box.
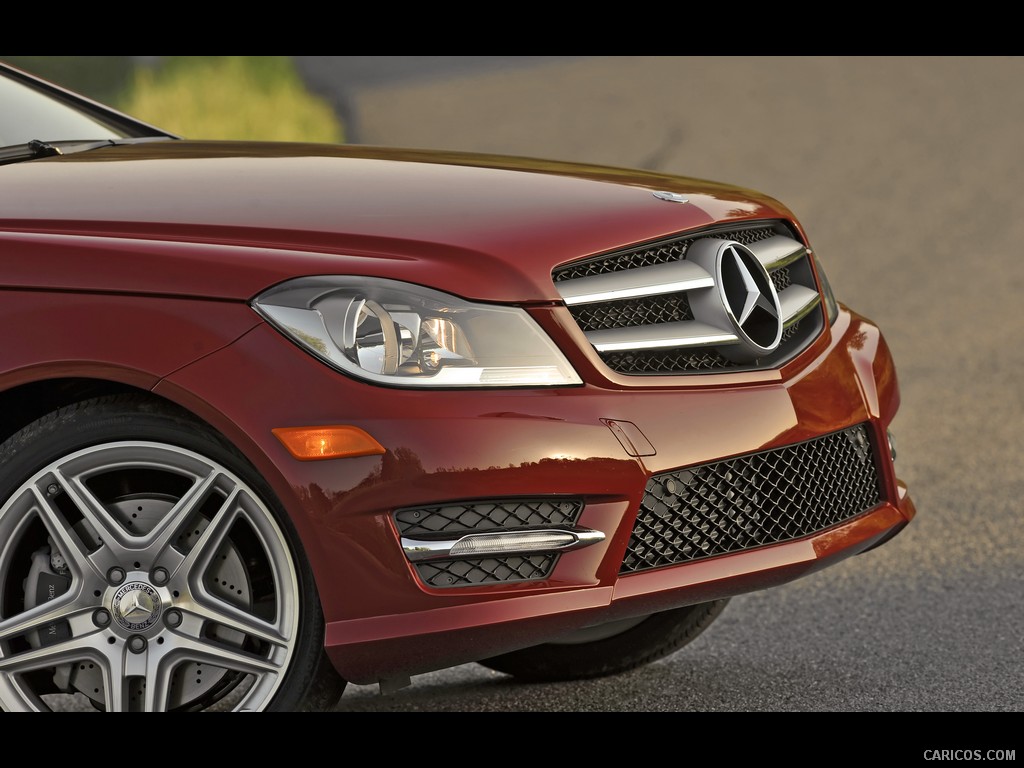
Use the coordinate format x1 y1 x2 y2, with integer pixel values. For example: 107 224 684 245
0 395 346 711
478 599 729 682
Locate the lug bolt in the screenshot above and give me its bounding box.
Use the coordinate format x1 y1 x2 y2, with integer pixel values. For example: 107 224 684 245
107 567 126 585
151 567 169 585
93 608 111 628
164 609 183 629
128 635 147 654
46 483 60 496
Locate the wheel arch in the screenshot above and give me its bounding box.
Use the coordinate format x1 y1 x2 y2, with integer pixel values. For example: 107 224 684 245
0 376 147 447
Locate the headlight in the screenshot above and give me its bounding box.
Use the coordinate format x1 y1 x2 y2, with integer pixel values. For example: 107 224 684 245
810 250 839 325
252 276 582 388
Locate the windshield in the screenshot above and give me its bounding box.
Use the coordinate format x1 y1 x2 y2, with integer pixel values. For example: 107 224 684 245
0 71 134 147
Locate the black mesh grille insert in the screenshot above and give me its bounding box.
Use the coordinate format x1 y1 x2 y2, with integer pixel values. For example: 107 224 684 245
602 348 735 374
553 225 779 282
572 294 694 332
394 499 583 536
620 424 882 574
415 555 555 588
771 266 792 292
396 499 583 588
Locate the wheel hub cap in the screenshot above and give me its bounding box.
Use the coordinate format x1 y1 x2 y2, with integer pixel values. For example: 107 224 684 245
112 582 162 631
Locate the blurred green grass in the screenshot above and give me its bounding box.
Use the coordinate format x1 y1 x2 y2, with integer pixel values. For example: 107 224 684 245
2 56 344 143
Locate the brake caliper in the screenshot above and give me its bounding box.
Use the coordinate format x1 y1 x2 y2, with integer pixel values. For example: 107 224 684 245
22 538 72 647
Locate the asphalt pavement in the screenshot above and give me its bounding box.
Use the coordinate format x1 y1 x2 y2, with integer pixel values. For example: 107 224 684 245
292 56 1024 715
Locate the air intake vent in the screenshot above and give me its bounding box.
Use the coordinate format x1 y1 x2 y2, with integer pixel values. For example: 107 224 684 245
620 425 882 573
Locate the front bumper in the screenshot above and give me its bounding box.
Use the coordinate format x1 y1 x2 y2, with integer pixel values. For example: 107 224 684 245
156 304 915 685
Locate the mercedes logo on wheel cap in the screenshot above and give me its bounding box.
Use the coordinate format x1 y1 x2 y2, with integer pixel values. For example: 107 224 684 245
112 582 162 632
687 238 783 362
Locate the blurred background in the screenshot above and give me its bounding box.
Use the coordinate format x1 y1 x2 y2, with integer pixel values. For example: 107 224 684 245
4 55 1021 713
2 56 344 142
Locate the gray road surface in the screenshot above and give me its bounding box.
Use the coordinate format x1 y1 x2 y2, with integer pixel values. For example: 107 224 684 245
290 56 1024 714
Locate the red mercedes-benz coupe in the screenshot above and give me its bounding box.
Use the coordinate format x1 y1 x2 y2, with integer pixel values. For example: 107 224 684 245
0 61 915 711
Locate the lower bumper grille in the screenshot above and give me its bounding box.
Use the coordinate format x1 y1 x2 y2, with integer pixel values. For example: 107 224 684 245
620 424 882 574
394 499 583 588
415 555 555 588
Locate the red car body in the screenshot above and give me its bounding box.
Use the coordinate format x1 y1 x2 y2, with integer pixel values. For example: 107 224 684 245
0 63 914 709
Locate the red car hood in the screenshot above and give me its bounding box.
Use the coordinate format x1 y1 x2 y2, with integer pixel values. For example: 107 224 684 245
0 141 796 302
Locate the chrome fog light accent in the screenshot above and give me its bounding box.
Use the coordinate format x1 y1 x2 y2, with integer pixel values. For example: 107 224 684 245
451 530 577 557
402 527 604 562
887 429 897 461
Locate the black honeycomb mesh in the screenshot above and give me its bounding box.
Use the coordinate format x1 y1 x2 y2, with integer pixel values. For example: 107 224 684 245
394 499 582 536
771 266 792 292
602 348 736 374
396 499 583 589
414 555 555 588
572 294 694 332
620 424 882 573
552 225 780 282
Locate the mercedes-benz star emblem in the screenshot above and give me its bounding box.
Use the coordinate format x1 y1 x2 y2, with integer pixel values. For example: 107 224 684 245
686 238 783 361
112 582 162 631
719 244 782 350
652 190 689 204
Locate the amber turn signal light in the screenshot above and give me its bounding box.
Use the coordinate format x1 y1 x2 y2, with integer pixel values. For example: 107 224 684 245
272 426 386 461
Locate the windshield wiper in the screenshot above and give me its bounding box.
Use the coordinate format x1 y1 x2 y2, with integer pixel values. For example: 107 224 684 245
0 139 65 166
26 139 62 158
0 136 175 167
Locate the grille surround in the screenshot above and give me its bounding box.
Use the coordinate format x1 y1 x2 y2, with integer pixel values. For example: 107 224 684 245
620 425 883 574
553 221 824 375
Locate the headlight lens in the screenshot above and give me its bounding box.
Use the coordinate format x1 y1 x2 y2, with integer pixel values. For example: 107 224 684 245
810 250 839 325
253 277 582 387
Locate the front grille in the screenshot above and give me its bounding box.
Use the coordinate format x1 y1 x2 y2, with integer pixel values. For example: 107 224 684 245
602 321 804 374
553 221 824 375
602 347 734 374
554 225 779 281
572 294 694 332
395 498 583 588
620 424 882 574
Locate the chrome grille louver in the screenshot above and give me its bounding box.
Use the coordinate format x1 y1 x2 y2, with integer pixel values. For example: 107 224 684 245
553 222 825 375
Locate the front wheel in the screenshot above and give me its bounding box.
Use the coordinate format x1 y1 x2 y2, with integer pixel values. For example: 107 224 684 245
477 600 729 682
0 396 345 711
